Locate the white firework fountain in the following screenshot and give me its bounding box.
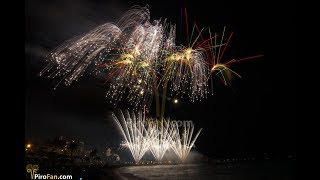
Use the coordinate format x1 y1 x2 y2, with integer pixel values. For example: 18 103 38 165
112 109 202 163
170 121 202 162
147 119 175 162
112 110 151 163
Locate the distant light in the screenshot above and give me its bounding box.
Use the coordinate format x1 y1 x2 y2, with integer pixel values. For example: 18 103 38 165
174 99 178 104
138 79 142 84
140 90 144 95
27 144 31 148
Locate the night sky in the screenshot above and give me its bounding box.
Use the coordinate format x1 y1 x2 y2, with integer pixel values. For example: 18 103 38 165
25 0 296 156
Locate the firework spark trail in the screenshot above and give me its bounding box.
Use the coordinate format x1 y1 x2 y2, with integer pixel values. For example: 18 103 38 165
40 5 210 108
162 30 209 102
40 5 263 110
205 27 264 87
40 23 121 88
95 7 163 110
40 6 166 109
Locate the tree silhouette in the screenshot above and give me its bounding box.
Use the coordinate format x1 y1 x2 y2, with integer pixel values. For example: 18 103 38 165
67 141 79 157
50 137 67 153
90 149 98 157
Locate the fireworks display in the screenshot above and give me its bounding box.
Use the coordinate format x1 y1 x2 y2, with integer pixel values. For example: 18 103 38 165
40 5 263 110
39 6 263 164
112 109 202 163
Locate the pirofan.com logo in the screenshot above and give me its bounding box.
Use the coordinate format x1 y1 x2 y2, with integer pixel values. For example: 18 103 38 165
26 164 73 179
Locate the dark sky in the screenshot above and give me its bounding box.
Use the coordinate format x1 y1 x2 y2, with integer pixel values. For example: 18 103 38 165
25 0 296 156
